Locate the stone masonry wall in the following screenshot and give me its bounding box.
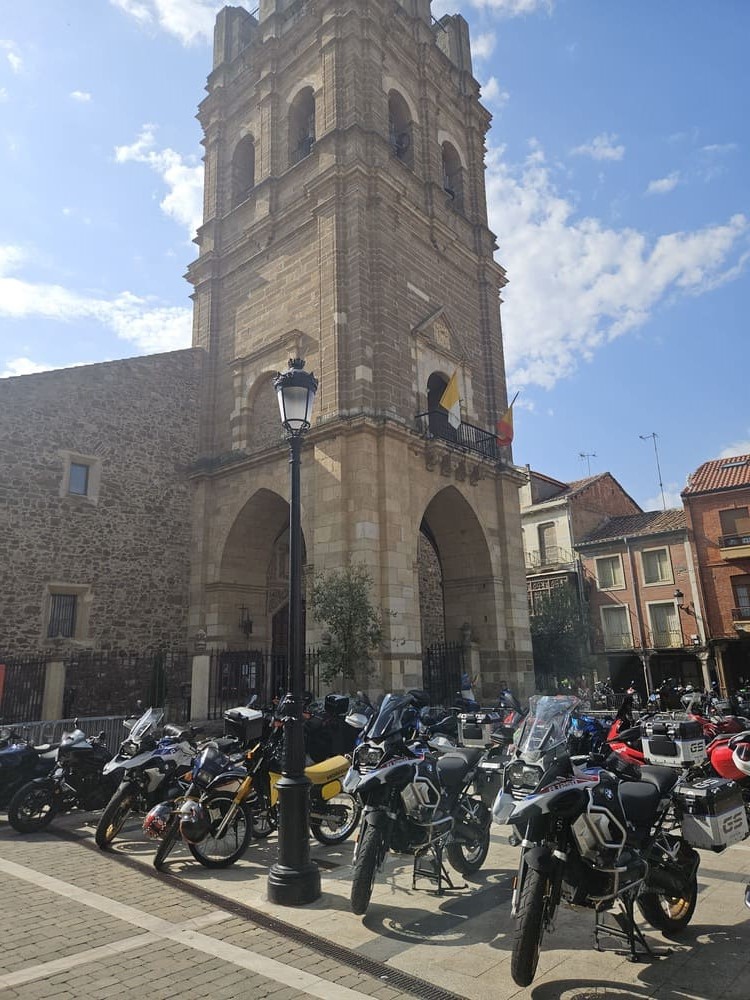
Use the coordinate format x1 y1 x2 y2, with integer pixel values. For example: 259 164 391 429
0 349 204 654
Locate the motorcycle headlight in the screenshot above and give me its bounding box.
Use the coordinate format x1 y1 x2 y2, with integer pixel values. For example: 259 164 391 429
355 745 383 770
507 761 543 790
122 741 139 757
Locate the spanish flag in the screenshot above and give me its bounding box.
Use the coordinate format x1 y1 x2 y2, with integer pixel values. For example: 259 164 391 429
440 370 461 429
496 393 517 446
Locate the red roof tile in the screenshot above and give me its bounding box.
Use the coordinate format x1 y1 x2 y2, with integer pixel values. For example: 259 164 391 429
576 509 686 546
682 454 750 496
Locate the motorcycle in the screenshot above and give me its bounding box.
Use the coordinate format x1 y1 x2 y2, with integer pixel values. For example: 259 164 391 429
493 694 701 988
342 689 491 916
0 728 58 810
94 708 198 848
8 724 117 832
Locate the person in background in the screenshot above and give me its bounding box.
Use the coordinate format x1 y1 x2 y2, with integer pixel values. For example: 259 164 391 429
460 671 477 703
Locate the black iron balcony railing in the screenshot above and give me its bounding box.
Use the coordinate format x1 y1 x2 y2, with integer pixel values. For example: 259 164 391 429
719 533 750 548
415 411 501 461
732 607 750 622
601 632 635 651
526 546 574 570
649 628 684 649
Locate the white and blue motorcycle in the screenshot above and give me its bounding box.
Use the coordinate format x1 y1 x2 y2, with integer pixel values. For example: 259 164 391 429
493 695 700 987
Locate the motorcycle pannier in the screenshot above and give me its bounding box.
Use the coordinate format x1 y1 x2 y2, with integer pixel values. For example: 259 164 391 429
673 777 748 850
223 706 264 746
458 710 502 748
640 715 706 767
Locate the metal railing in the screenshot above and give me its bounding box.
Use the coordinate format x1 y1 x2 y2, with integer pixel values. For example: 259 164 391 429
526 546 574 569
4 716 129 750
719 533 750 548
0 654 48 723
414 411 501 461
649 629 684 649
732 607 750 622
601 632 634 651
208 648 322 719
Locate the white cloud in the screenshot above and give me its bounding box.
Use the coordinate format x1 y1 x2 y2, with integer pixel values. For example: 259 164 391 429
472 32 496 60
571 132 625 161
646 172 680 195
110 0 227 45
0 243 191 357
481 77 510 109
70 90 92 102
0 87 8 102
0 40 22 73
719 438 750 460
641 485 683 511
468 0 553 15
0 357 96 379
701 143 738 156
485 144 749 390
115 124 203 239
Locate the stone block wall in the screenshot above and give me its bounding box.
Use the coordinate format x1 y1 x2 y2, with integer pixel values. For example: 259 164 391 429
0 349 204 654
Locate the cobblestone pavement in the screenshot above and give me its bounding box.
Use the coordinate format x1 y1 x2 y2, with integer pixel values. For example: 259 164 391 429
1 813 749 1000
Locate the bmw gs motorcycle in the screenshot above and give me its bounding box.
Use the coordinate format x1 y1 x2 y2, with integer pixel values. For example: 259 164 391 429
493 695 700 988
343 690 491 916
8 725 117 832
95 708 197 848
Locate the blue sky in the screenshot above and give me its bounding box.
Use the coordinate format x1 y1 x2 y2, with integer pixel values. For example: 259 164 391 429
1 0 748 510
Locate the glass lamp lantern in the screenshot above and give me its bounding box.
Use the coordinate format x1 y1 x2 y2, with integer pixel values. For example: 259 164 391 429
274 358 318 435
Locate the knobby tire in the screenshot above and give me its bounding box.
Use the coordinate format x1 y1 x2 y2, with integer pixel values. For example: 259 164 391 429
309 793 361 846
7 782 58 834
187 792 253 869
95 784 136 849
153 813 181 870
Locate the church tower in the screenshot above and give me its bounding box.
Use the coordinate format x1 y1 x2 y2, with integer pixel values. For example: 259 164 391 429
187 0 534 695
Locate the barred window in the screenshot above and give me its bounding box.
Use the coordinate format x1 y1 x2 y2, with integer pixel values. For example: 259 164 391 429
48 594 77 638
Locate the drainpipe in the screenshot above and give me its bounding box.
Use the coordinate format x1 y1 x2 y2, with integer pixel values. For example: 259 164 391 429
624 535 651 696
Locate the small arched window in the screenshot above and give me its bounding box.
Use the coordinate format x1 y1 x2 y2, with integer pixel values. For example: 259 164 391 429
289 87 315 166
441 141 464 209
388 90 413 168
231 136 255 208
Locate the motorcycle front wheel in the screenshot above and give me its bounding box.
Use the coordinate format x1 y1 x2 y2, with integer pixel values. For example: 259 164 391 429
8 782 59 833
350 822 383 916
310 792 361 846
638 873 697 934
153 812 181 870
187 792 253 868
511 867 549 988
95 783 137 849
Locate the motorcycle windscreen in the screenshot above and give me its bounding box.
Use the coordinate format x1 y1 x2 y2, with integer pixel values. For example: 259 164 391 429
368 693 415 740
517 695 580 759
128 708 165 742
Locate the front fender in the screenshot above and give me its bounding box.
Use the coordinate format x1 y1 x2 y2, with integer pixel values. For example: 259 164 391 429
523 844 556 874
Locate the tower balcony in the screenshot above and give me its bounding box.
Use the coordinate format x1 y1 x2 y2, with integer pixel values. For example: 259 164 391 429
415 411 501 462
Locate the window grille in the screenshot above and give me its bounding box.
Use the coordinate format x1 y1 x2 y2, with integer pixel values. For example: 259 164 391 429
48 593 77 638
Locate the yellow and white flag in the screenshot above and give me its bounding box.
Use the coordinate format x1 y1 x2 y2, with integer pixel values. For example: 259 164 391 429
439 370 461 428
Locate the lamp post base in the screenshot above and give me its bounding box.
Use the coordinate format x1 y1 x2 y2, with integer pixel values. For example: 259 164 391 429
267 861 321 906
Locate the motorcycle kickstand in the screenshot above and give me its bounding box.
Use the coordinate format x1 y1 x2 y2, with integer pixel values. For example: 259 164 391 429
412 843 465 895
594 894 672 963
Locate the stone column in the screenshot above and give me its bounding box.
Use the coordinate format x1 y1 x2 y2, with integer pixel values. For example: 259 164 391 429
190 653 211 721
41 660 66 721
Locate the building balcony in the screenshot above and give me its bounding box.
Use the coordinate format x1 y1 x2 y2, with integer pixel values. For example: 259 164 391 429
601 632 635 651
650 628 684 649
415 411 501 462
718 533 750 559
525 546 574 571
732 607 750 628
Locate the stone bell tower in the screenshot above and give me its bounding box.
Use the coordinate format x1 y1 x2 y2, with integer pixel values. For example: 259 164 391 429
187 0 534 696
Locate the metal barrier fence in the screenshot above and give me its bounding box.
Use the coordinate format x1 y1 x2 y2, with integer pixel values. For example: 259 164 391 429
5 715 129 750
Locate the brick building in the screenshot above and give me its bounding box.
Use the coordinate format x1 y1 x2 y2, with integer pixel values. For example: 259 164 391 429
0 350 203 654
575 510 706 697
682 453 750 691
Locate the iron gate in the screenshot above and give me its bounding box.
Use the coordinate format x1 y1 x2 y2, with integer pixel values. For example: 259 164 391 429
208 648 322 719
422 641 465 708
0 655 48 723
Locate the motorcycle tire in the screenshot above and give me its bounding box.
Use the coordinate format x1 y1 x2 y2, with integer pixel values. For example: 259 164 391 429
187 792 253 869
7 782 59 834
446 825 490 875
350 822 383 916
95 784 137 849
638 873 698 934
510 867 549 988
153 812 181 870
310 792 361 846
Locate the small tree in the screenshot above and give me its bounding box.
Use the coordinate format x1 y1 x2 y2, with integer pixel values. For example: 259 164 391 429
529 584 592 691
311 564 384 683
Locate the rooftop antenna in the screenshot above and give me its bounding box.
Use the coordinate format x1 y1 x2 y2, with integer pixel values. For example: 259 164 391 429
639 432 666 510
578 451 596 476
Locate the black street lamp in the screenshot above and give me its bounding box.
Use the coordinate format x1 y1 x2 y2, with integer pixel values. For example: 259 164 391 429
267 358 321 905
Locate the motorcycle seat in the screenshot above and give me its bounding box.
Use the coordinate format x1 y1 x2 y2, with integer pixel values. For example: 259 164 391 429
444 747 485 768
639 765 679 796
436 753 475 789
304 755 349 784
619 780 661 830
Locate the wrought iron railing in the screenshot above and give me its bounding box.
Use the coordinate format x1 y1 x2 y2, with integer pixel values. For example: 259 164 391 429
601 632 634 651
208 648 322 719
414 411 501 461
719 533 750 548
526 546 574 569
649 628 684 649
732 607 750 622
